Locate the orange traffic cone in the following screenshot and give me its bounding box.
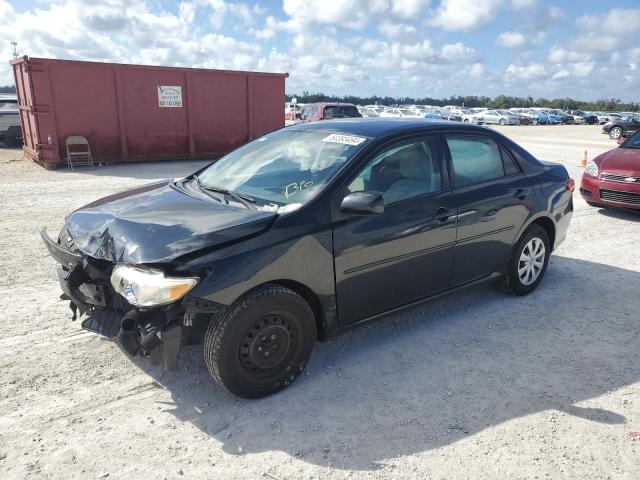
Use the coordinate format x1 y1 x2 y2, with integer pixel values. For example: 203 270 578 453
578 150 587 167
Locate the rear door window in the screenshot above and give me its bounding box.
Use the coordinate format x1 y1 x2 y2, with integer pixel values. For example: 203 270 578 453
445 135 505 187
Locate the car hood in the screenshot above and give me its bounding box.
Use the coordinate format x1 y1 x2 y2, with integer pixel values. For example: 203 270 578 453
64 180 277 264
597 148 640 176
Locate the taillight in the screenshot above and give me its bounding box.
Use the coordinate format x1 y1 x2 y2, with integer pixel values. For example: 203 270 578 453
566 178 575 192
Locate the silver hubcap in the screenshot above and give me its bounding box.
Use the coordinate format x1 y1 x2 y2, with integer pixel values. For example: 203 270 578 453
518 238 545 286
611 129 621 139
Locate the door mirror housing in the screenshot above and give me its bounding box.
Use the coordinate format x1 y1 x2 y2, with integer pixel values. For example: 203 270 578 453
617 136 626 145
340 191 384 215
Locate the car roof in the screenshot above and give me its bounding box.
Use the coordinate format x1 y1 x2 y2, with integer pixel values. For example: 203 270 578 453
287 117 492 137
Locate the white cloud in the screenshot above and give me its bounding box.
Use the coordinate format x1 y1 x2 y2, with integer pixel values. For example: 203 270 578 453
378 21 418 38
577 9 640 36
429 0 503 31
390 0 430 19
496 31 526 48
281 0 372 30
571 60 594 78
506 63 546 79
468 62 485 79
440 42 476 61
552 69 569 80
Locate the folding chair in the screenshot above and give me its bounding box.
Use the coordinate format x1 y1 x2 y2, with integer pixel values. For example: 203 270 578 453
66 136 94 170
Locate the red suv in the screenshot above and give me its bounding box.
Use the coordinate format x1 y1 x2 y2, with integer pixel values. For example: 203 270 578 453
299 102 362 122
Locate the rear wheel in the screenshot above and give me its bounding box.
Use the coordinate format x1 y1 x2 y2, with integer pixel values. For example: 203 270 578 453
203 285 316 398
499 119 507 126
609 127 623 139
497 225 550 295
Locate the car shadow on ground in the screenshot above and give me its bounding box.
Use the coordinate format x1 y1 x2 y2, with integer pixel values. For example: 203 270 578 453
133 255 638 471
596 206 640 221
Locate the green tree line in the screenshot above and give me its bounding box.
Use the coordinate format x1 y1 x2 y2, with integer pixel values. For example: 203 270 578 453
286 92 639 112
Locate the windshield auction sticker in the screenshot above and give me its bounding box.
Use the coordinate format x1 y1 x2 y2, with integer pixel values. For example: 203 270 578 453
323 134 366 146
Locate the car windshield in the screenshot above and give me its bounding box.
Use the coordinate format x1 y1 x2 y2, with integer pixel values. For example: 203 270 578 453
196 129 370 206
622 132 640 149
323 105 361 118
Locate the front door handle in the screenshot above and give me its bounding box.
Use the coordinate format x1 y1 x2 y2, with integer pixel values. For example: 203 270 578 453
433 207 454 223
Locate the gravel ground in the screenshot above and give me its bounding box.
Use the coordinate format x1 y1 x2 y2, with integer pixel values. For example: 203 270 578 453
1 125 639 480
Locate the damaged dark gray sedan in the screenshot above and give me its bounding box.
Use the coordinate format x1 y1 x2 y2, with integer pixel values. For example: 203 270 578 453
43 119 573 398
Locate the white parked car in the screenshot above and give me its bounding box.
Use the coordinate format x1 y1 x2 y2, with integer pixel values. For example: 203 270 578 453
380 108 422 118
458 108 484 125
481 110 520 126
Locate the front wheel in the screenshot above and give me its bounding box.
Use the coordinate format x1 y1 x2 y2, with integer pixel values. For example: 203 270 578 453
499 119 506 126
497 224 551 295
203 285 316 398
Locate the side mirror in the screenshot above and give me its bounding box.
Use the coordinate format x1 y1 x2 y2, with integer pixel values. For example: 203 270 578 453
340 191 384 215
617 136 626 145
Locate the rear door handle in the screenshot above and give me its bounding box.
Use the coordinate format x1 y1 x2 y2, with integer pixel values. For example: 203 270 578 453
433 207 454 223
515 188 528 200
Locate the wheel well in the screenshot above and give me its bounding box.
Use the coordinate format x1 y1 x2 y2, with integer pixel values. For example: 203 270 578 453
529 217 556 251
264 280 325 340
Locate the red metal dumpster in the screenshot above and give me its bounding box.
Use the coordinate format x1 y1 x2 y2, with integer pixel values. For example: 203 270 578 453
10 56 288 169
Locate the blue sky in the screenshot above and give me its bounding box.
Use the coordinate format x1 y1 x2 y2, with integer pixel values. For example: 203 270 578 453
1 0 639 100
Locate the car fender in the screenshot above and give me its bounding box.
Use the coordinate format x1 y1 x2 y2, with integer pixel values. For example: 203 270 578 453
178 222 339 338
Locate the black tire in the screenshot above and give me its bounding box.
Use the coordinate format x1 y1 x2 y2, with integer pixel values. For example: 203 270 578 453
497 224 551 296
203 285 316 398
609 127 623 140
499 119 506 126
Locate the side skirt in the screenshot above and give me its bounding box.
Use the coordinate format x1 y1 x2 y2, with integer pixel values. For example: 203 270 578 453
331 272 502 337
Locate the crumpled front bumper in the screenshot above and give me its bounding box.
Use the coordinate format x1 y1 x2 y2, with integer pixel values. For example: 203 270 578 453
41 228 223 370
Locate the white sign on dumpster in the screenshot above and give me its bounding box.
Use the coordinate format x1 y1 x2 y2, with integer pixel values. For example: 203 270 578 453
157 86 183 107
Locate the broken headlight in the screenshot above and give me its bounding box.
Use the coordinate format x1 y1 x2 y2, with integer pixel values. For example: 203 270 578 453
110 265 198 307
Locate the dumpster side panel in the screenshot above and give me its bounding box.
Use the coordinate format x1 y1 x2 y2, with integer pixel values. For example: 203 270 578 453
191 72 249 156
122 67 189 159
251 75 286 138
49 63 122 162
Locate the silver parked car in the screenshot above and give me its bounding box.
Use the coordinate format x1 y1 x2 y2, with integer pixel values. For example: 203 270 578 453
482 109 520 126
0 94 21 145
